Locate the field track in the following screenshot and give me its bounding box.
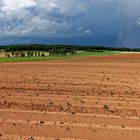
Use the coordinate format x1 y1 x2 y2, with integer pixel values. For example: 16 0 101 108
0 53 140 140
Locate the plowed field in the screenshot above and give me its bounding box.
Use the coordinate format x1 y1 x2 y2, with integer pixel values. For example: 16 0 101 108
0 53 140 140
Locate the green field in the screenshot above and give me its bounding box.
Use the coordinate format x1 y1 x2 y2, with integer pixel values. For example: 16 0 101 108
0 51 119 63
76 51 119 56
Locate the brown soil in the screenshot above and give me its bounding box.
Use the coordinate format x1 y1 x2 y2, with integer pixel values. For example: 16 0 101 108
0 53 140 140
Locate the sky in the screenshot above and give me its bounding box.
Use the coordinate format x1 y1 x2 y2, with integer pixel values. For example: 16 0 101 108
0 0 140 48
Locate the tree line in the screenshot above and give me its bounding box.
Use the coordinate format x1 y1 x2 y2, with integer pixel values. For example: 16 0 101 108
0 44 140 53
4 46 76 57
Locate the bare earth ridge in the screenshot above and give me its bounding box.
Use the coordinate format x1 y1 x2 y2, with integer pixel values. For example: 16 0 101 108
0 53 140 140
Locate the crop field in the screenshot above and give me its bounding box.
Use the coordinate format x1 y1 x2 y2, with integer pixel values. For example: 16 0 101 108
0 53 140 140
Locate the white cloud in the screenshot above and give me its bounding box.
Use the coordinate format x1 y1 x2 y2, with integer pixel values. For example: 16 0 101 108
84 30 91 34
0 0 90 37
1 0 37 14
136 17 140 25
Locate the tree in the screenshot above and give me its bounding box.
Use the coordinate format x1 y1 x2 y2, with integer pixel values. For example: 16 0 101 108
35 51 37 57
41 53 45 57
20 51 25 57
38 51 41 56
71 48 76 55
15 51 20 57
11 51 15 57
27 51 31 57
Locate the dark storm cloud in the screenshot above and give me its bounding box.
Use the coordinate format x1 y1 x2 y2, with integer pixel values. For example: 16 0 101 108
0 0 140 47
